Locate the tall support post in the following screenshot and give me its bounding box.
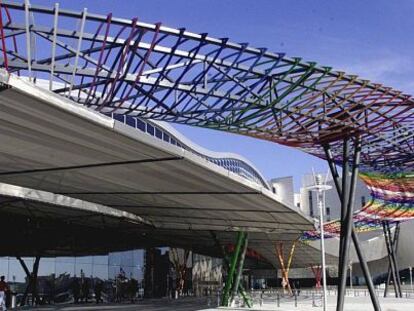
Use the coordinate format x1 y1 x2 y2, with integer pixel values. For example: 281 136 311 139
384 221 402 297
323 138 381 311
275 241 297 296
210 231 252 307
351 230 378 306
31 256 40 306
17 256 31 306
339 137 350 266
318 179 328 311
20 255 41 306
24 0 32 81
221 232 246 307
390 222 402 297
311 265 322 289
384 266 391 297
230 233 249 306
383 223 402 297
337 135 359 311
308 174 331 311
49 2 59 90
383 221 398 297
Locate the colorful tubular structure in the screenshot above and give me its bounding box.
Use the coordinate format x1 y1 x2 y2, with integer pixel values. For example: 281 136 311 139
300 172 414 243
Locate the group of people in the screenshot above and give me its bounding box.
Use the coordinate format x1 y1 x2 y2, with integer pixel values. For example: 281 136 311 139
71 276 91 304
113 270 139 303
71 269 139 305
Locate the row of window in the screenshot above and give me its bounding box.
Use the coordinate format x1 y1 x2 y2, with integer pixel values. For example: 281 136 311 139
109 113 268 188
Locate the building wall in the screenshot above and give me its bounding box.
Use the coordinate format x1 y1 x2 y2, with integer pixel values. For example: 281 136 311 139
269 176 295 207
299 173 370 221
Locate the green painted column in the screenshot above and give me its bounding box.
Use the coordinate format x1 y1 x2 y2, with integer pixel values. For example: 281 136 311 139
221 231 245 307
230 232 250 307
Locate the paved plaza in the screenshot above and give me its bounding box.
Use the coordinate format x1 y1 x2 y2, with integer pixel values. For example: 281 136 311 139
13 293 414 311
205 295 414 311
15 297 211 311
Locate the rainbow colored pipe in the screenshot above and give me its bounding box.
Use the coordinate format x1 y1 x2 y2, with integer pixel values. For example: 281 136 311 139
300 172 414 243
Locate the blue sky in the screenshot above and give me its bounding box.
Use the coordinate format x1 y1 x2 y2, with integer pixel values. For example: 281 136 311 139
36 0 414 189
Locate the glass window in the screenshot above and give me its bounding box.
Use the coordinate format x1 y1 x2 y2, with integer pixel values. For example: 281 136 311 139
56 261 75 278
108 252 122 266
92 255 108 265
92 264 108 280
8 258 31 283
114 114 124 123
155 128 163 139
146 124 155 135
38 258 56 278
126 116 136 127
75 256 93 264
136 119 146 131
56 257 75 264
75 263 93 278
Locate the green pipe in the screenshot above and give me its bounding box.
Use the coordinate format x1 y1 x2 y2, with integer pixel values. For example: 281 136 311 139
230 233 249 307
221 231 245 307
211 231 252 308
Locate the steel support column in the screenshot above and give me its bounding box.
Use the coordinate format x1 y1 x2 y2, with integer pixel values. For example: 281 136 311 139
275 241 297 296
221 231 246 307
388 221 402 297
230 233 249 306
337 135 361 311
323 137 381 311
383 221 398 297
311 265 322 289
339 137 350 267
351 229 378 304
383 221 402 298
210 231 252 308
19 255 41 306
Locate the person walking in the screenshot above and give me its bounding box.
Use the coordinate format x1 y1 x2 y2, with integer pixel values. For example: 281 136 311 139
94 280 103 304
0 276 9 310
72 277 80 304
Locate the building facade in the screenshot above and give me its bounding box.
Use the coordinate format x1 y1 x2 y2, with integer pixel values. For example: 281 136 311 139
298 173 370 221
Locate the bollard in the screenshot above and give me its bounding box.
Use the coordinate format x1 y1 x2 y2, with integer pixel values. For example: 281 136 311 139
294 290 297 307
277 291 280 307
260 291 263 307
217 290 220 307
11 293 16 309
312 292 316 307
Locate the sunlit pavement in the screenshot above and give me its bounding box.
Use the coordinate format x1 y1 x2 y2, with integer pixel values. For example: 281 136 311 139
15 297 213 311
204 295 414 311
13 293 414 310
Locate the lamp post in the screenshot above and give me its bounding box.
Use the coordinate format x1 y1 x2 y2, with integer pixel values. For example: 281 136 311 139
308 174 332 311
